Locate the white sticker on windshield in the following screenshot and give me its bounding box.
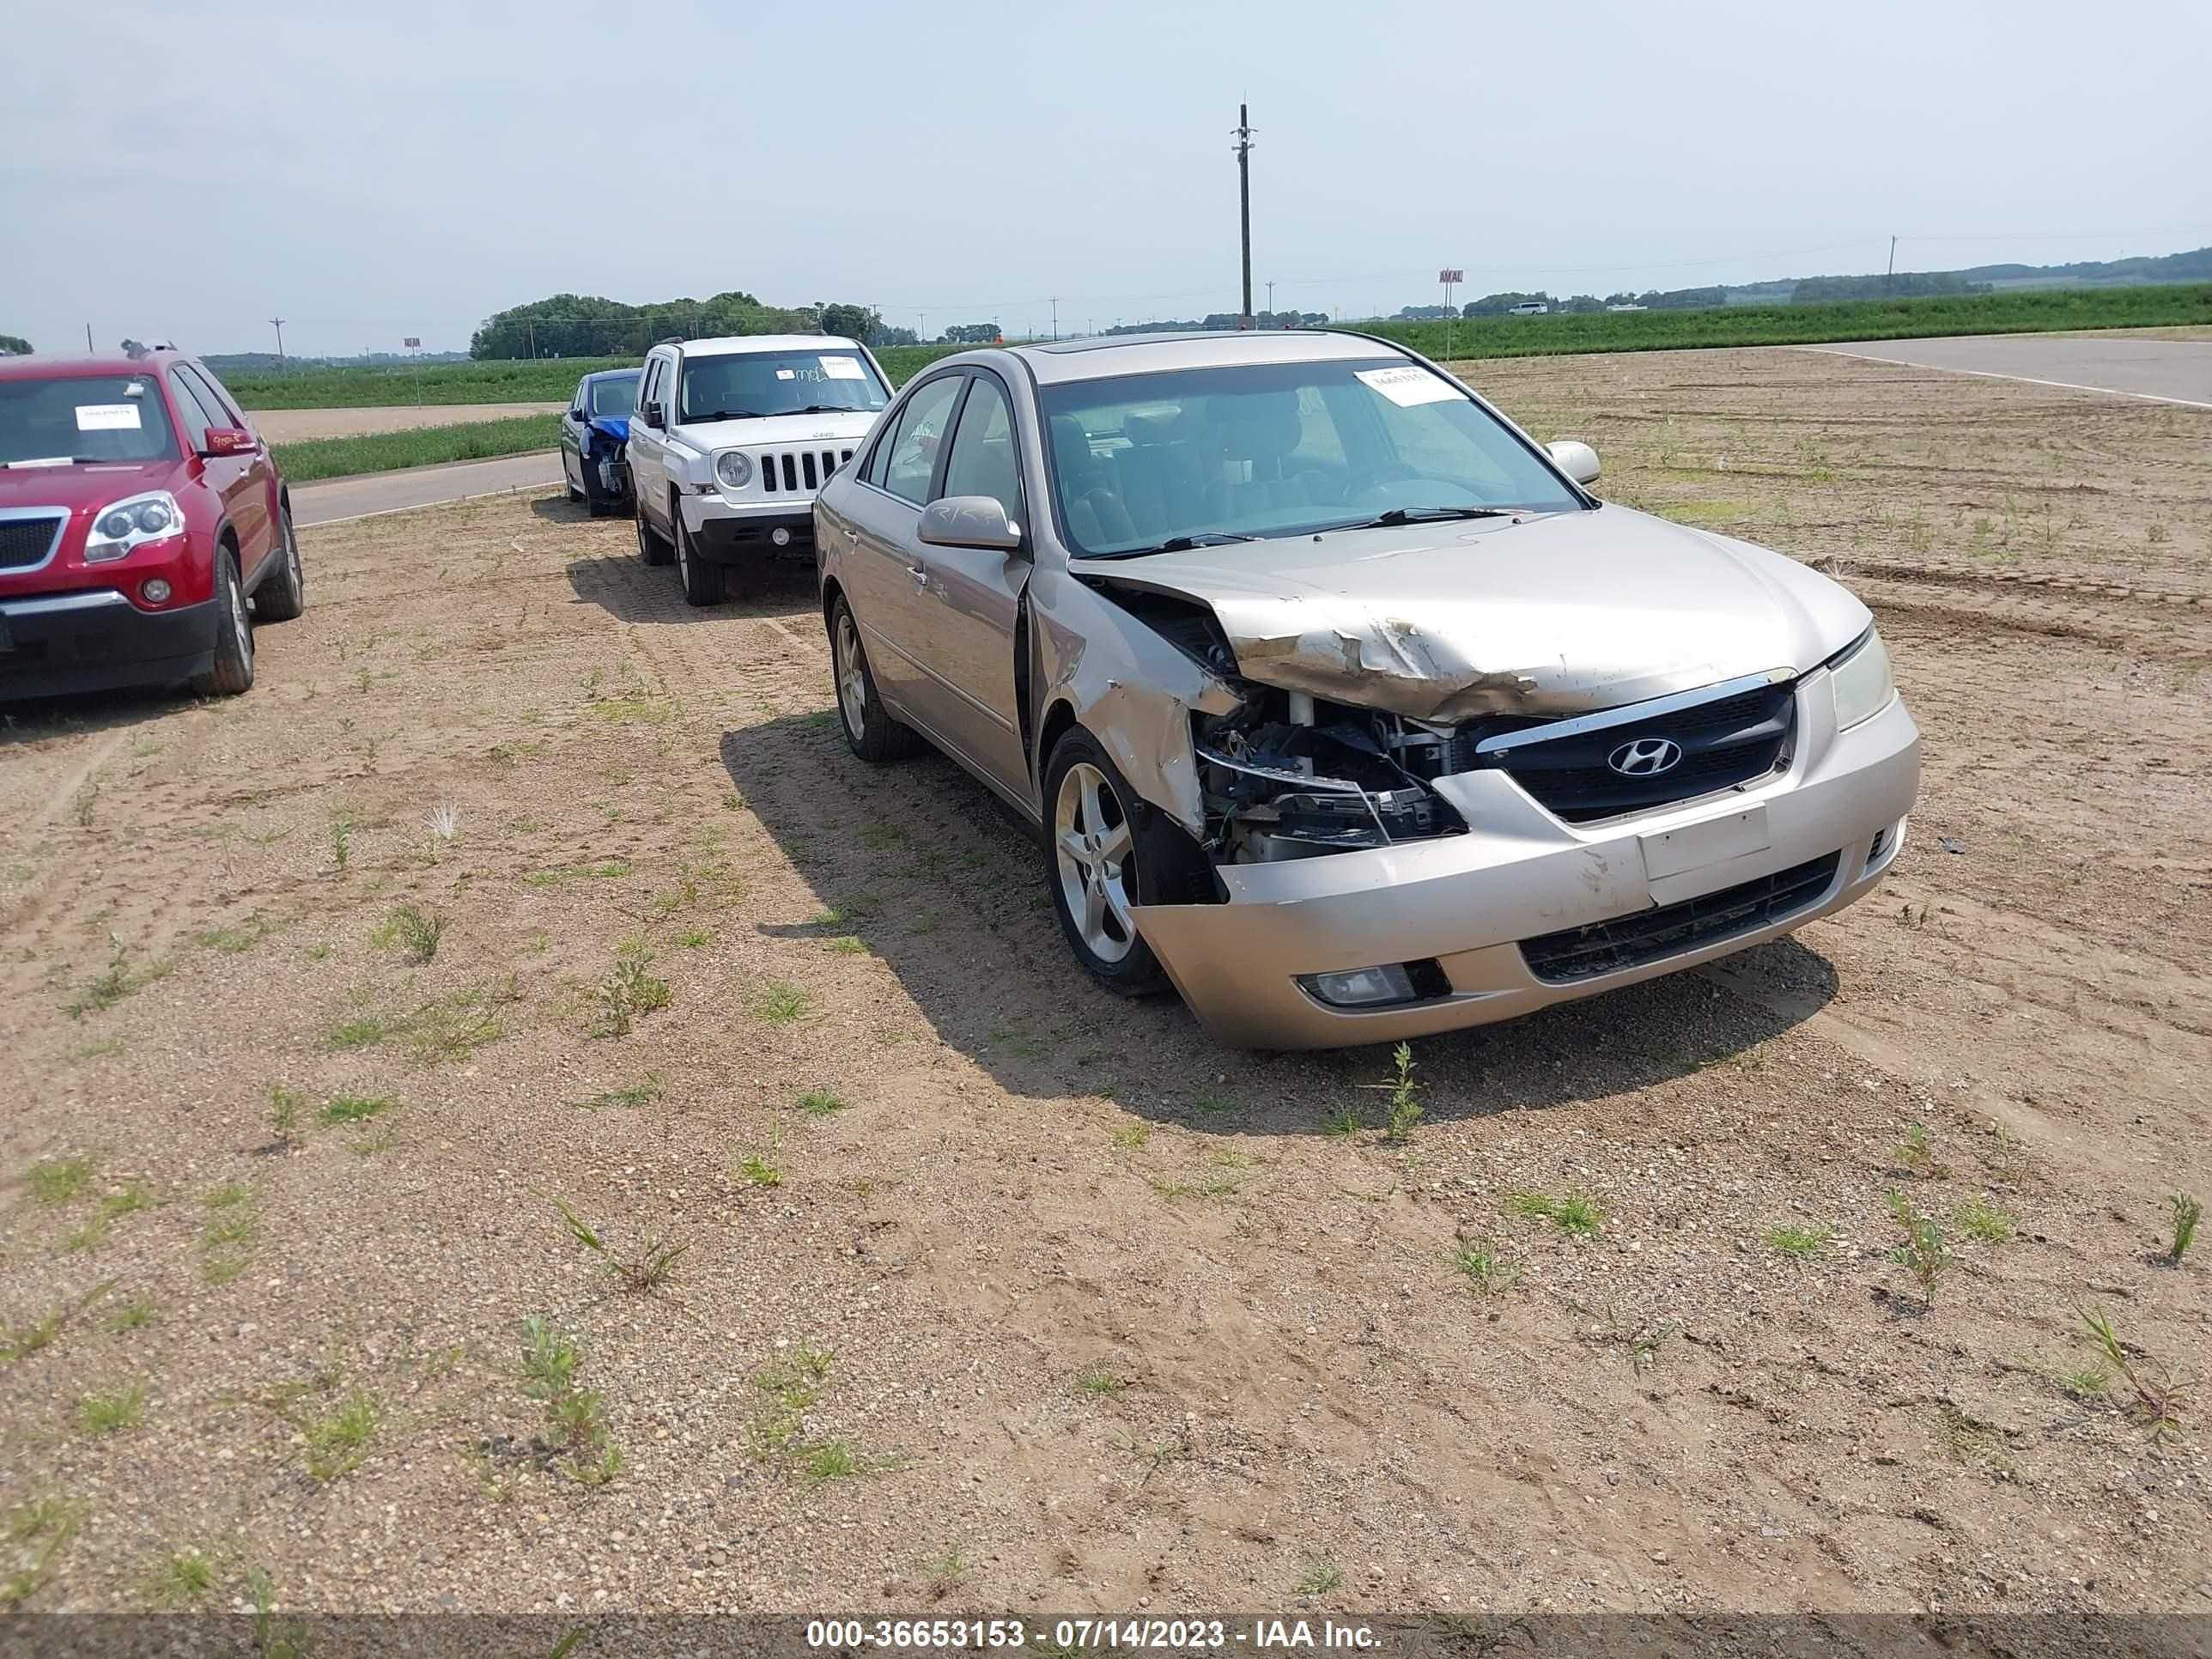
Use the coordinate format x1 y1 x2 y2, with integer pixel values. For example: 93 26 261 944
76 403 143 431
1354 366 1460 408
775 368 796 380
819 356 866 381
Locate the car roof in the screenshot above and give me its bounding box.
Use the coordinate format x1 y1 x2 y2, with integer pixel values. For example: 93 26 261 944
665 334 866 356
1002 329 1409 386
578 367 641 385
0 349 186 383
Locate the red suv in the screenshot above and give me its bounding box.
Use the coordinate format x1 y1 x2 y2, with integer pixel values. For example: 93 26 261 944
0 348 304 699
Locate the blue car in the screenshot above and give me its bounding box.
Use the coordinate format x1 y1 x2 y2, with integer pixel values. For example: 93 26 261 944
559 368 641 516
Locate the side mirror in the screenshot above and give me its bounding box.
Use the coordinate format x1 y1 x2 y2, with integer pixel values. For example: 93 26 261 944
203 427 256 457
917 495 1022 551
1547 440 1601 485
641 401 665 429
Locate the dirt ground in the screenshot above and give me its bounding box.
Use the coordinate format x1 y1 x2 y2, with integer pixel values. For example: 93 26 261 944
2 344 2207 1627
245 403 566 443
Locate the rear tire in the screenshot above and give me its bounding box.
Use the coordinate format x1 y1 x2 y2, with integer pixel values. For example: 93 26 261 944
1040 727 1211 996
829 595 923 763
635 506 671 568
252 505 305 623
674 514 726 606
191 548 256 697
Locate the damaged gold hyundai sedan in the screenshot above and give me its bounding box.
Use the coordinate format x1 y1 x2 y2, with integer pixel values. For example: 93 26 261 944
812 331 1918 1048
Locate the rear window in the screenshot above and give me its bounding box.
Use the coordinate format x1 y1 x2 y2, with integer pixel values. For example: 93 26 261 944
0 374 180 467
587 374 639 418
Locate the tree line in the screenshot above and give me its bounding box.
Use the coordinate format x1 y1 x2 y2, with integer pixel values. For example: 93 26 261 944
469 294 919 359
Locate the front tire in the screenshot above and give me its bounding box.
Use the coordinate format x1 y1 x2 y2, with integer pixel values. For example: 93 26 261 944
252 505 305 623
828 596 923 763
635 505 671 567
191 548 256 697
1041 728 1209 996
674 514 726 606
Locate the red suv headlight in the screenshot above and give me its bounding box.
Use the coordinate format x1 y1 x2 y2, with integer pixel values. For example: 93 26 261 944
85 491 184 563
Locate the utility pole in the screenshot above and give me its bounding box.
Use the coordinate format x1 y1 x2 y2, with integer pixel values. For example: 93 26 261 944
86 323 94 353
1233 103 1255 330
526 319 536 359
1266 280 1274 325
269 317 287 362
1887 235 1898 290
1050 297 1059 341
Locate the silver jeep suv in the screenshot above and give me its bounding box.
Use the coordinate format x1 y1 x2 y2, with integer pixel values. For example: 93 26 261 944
627 334 892 605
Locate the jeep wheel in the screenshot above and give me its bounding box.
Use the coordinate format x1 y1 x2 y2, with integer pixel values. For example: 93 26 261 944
635 507 671 568
674 515 726 607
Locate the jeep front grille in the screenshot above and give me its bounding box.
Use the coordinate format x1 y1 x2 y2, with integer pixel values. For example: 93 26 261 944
757 448 854 494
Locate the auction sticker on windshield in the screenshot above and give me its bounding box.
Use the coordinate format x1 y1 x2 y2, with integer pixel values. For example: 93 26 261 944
1354 365 1459 408
76 404 143 430
821 356 866 380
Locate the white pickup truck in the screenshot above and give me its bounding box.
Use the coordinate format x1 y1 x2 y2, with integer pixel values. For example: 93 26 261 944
626 334 894 605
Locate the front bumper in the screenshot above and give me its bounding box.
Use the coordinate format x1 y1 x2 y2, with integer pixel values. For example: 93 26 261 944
678 494 815 565
1129 682 1921 1049
0 589 216 699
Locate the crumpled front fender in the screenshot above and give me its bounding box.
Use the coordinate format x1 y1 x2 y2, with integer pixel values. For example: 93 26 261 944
1029 566 1240 837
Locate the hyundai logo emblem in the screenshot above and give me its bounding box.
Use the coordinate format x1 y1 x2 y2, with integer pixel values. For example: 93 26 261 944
1607 737 1682 777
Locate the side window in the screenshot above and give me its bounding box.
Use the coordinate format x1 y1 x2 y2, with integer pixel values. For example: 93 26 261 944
938 374 1024 525
167 371 218 452
881 375 964 506
640 359 663 418
185 365 246 427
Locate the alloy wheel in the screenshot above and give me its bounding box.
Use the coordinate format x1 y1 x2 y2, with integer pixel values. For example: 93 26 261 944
1054 762 1137 963
834 610 868 742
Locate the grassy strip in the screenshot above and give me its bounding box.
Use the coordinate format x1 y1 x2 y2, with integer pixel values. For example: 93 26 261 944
270 414 562 483
233 345 967 410
1374 282 2212 363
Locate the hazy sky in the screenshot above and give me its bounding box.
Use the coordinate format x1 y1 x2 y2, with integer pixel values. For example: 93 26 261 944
6 0 2208 356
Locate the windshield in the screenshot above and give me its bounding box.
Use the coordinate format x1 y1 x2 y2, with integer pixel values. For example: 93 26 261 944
586 374 639 418
1039 357 1584 556
0 374 180 467
678 349 889 422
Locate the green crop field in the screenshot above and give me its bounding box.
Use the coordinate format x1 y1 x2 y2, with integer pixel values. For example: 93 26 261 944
1376 282 2212 362
270 413 562 483
234 283 2212 418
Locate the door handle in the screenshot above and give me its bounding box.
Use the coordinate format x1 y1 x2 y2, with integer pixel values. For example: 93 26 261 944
908 563 928 586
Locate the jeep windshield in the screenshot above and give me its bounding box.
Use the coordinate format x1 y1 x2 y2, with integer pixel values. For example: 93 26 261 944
678 349 889 422
1040 356 1586 559
0 374 180 467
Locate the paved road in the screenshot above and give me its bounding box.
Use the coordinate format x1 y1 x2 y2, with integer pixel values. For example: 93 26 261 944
250 402 563 442
292 452 562 527
1801 334 2212 409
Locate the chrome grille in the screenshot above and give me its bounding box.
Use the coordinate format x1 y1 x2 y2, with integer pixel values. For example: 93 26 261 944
1467 677 1797 823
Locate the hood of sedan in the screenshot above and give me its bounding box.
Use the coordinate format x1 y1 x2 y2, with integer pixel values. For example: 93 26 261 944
1072 505 1872 720
586 416 630 444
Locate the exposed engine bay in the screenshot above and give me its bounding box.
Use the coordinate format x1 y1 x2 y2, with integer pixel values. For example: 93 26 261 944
1194 691 1482 863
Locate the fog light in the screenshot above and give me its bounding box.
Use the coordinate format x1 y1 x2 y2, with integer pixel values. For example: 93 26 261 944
139 578 172 605
1298 963 1417 1008
770 526 792 548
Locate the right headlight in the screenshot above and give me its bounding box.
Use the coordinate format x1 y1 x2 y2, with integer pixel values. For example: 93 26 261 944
1827 626 1894 731
714 451 752 490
